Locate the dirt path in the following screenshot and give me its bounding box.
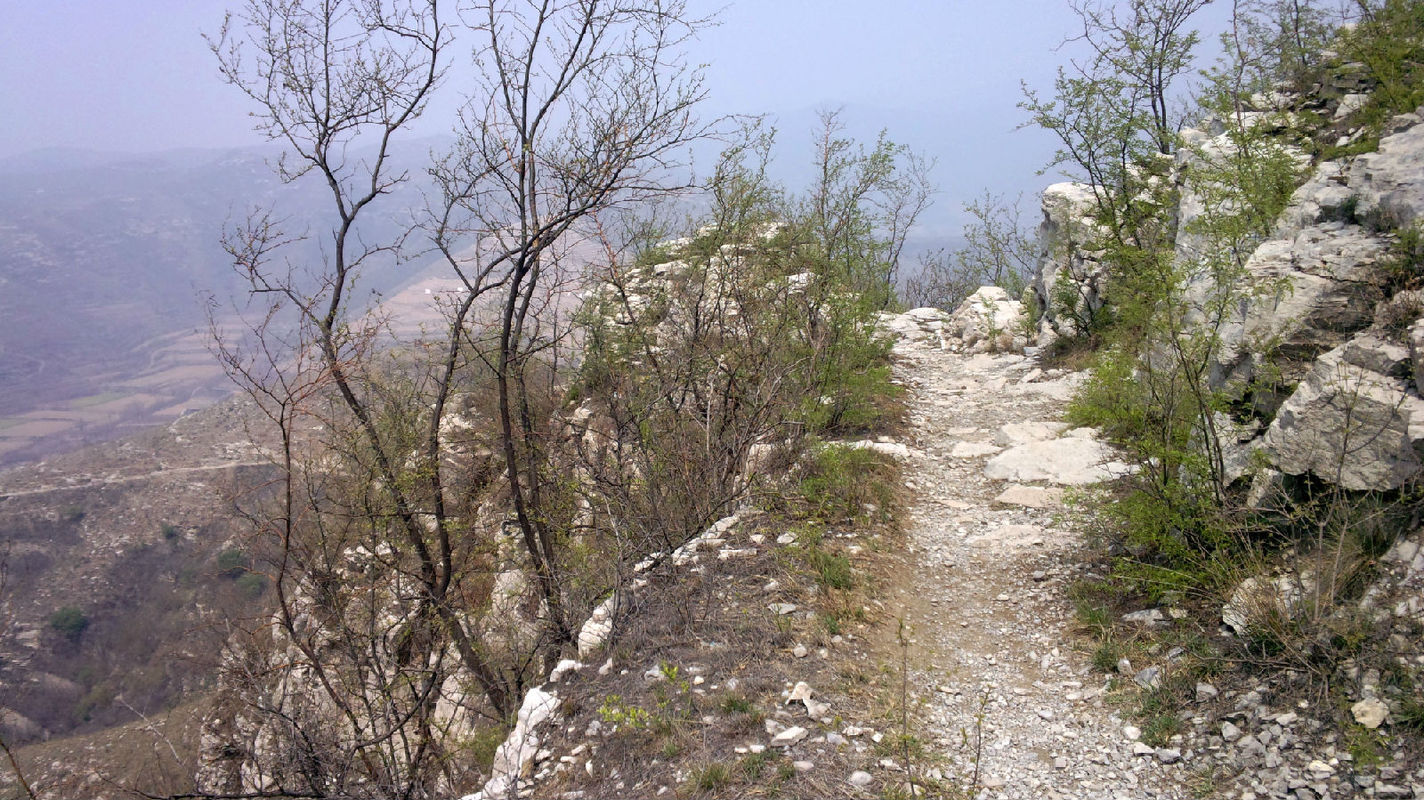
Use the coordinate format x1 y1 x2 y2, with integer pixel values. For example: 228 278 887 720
884 328 1193 800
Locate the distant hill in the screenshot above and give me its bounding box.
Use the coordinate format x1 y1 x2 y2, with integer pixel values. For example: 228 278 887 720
0 143 439 465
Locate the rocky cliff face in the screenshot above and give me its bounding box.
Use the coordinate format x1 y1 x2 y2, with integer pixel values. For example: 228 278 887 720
1029 99 1424 495
1205 108 1424 495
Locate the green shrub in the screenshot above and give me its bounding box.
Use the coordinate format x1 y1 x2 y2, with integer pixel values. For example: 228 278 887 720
809 547 854 591
215 548 250 579
1340 0 1424 134
161 522 181 540
49 606 89 641
235 571 267 599
795 442 899 524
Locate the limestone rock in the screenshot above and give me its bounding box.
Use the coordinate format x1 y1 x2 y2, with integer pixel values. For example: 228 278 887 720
577 595 618 658
1350 112 1424 228
984 437 1132 486
1207 224 1391 392
1352 697 1389 729
483 687 562 797
1261 335 1424 491
878 307 950 345
770 725 808 747
992 484 1065 508
1222 575 1309 636
951 441 1002 458
1155 747 1182 764
846 439 912 460
994 421 1069 446
1121 608 1165 625
1030 182 1105 346
949 286 1027 353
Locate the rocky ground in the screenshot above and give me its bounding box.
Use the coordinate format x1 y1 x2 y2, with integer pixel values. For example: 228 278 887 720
882 316 1194 800
882 312 1424 800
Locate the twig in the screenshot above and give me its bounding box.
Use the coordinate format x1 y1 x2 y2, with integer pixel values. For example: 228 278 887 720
0 731 38 800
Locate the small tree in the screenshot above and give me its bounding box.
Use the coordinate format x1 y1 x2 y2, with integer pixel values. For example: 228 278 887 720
904 190 1037 311
801 109 934 310
429 0 718 654
202 0 719 795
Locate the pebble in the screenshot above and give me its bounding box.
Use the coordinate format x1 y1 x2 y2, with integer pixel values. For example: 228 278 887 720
770 726 807 747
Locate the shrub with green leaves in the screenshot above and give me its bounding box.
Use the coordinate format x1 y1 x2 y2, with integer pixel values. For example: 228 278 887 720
794 442 898 525
49 606 89 641
215 548 250 579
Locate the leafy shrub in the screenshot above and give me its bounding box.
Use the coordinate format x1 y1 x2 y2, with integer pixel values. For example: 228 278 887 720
1340 0 1424 134
215 548 250 579
809 547 854 591
235 571 267 599
794 442 899 525
49 606 89 641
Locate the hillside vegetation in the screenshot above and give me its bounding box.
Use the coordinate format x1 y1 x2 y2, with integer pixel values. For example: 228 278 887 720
1011 0 1424 787
3 1 1424 799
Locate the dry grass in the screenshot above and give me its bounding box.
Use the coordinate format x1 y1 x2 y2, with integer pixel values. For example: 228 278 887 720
528 504 912 799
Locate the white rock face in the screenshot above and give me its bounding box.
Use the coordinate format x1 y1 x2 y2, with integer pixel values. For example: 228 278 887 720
577 595 617 658
1205 223 1391 390
1029 182 1105 346
1261 334 1424 490
949 286 1027 353
481 687 562 798
1350 110 1424 227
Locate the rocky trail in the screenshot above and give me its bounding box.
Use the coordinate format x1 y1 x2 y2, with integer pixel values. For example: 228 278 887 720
882 318 1191 800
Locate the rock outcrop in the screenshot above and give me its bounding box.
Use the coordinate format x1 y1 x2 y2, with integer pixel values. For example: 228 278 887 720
1029 182 1106 348
1210 111 1424 492
1261 333 1424 490
948 286 1028 353
1031 104 1424 493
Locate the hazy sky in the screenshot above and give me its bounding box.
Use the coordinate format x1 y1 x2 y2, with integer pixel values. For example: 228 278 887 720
0 1 1230 236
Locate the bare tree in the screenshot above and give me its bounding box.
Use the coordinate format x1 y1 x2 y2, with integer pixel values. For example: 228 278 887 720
198 0 717 796
904 190 1038 311
201 2 522 796
429 0 716 654
802 109 934 309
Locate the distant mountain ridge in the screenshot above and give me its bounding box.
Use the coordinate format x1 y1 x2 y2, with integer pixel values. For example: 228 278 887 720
0 142 439 465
